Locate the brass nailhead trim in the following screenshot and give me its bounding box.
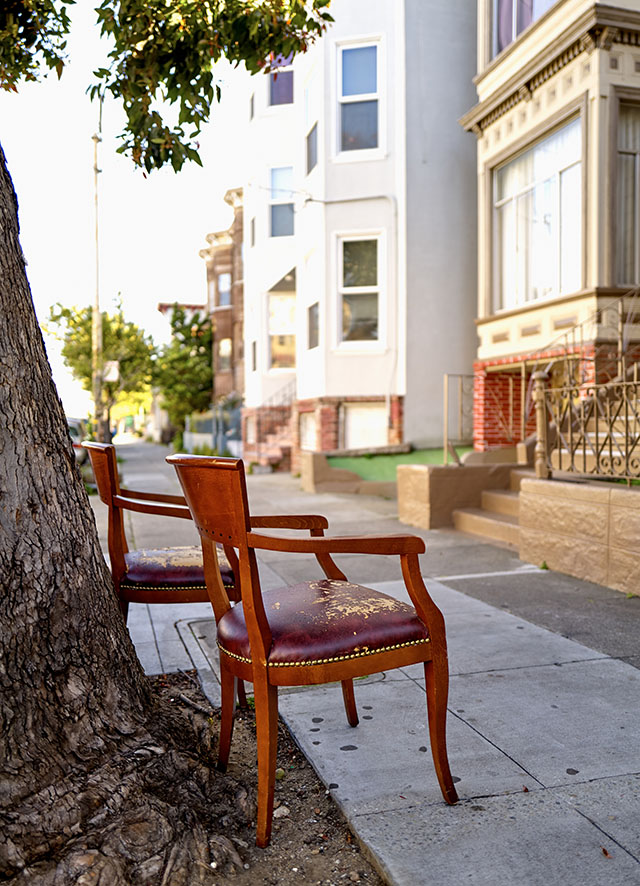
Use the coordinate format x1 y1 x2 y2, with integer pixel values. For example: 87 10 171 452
217 637 430 667
120 583 234 591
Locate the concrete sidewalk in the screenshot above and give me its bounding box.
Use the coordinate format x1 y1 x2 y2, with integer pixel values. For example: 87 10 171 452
90 440 640 885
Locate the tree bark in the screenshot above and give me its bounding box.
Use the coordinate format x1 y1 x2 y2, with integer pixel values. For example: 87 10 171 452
0 143 151 873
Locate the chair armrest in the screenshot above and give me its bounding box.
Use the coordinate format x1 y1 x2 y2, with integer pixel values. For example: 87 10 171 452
250 515 329 531
119 487 187 506
246 531 425 556
112 494 192 520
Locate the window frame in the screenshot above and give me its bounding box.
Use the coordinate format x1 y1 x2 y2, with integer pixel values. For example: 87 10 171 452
492 0 558 59
217 337 232 372
614 97 640 286
308 302 319 349
335 231 385 349
269 166 295 238
217 272 231 307
269 53 294 106
306 122 318 175
334 37 384 162
268 292 296 371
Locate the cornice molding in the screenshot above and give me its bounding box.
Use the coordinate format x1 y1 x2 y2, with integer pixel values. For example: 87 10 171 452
461 5 640 137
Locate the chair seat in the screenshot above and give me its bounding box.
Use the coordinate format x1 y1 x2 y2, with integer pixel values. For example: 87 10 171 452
122 545 234 590
217 579 430 668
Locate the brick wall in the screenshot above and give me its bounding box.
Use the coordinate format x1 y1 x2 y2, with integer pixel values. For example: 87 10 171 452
289 396 404 474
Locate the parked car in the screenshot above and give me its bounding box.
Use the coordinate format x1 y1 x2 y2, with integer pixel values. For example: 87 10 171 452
67 418 88 465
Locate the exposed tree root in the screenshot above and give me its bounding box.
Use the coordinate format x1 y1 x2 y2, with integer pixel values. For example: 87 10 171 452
1 677 254 885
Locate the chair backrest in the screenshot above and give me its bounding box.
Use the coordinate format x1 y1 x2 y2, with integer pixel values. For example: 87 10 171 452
166 455 252 547
83 441 120 506
83 441 128 583
167 454 269 641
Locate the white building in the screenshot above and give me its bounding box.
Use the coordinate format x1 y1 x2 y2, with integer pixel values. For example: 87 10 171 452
240 0 478 469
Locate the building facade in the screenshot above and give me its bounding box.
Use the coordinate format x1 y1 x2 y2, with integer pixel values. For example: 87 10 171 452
200 188 245 402
239 0 478 469
462 0 640 453
199 188 244 454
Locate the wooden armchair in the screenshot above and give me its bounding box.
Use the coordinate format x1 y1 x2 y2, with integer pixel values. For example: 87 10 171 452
83 442 238 621
167 454 458 847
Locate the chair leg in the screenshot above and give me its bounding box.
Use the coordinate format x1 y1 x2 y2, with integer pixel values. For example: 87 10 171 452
424 658 458 805
341 679 359 727
119 599 129 622
217 661 237 773
237 679 248 708
253 680 279 848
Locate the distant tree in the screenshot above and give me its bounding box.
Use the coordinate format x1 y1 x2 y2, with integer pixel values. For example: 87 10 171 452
0 2 332 880
153 305 213 445
47 300 155 431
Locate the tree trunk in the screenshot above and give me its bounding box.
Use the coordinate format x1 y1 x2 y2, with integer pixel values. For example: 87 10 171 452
0 144 151 872
0 144 255 885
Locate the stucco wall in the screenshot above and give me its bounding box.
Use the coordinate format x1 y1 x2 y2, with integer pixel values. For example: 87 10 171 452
403 0 479 447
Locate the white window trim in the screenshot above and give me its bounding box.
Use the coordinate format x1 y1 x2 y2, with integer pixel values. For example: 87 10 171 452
332 36 385 163
333 230 386 351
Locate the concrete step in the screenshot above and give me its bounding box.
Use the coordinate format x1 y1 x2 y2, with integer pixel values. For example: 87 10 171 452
551 450 602 472
452 508 520 547
481 489 520 517
585 418 639 433
510 468 535 491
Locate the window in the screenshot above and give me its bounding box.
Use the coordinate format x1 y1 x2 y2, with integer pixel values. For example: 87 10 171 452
270 167 294 237
207 278 215 312
494 0 556 56
306 122 318 174
218 338 232 371
339 44 378 152
339 238 379 341
269 53 293 105
269 293 296 368
217 272 231 306
308 302 319 348
617 104 640 284
494 118 581 312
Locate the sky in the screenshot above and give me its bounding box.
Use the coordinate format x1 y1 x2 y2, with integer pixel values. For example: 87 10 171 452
0 4 248 416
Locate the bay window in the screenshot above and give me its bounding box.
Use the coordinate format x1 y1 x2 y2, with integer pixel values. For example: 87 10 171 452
494 117 581 312
494 0 557 56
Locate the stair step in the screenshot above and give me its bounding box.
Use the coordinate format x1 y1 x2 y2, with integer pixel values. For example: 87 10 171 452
510 468 535 491
481 489 520 517
453 508 519 547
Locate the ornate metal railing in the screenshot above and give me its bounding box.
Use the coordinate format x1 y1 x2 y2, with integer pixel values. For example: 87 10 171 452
533 370 640 481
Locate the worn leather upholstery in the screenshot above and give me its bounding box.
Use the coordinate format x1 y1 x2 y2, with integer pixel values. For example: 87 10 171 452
217 579 430 666
122 545 234 589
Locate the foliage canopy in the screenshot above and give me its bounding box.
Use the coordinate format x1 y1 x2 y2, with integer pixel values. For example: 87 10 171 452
47 299 155 420
0 0 333 172
153 304 213 439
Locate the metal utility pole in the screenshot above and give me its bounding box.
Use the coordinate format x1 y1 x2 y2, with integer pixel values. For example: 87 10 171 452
91 120 105 441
